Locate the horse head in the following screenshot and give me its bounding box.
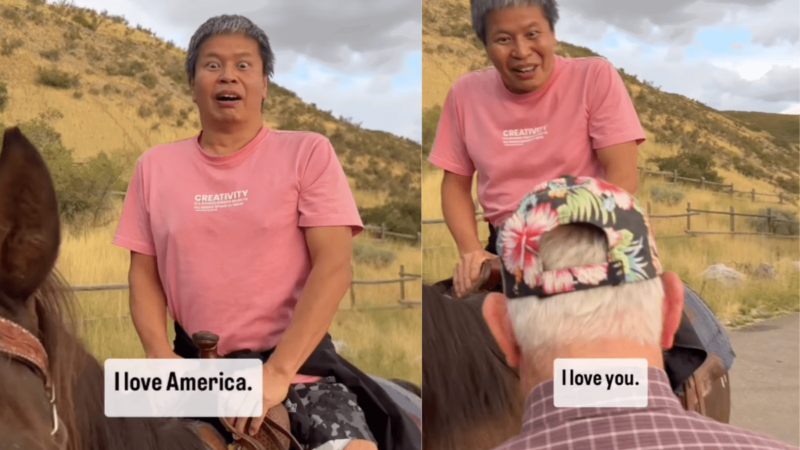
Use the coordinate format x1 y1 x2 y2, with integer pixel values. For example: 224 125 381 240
0 126 64 448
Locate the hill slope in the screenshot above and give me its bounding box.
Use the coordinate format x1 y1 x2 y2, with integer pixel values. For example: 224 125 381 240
0 0 420 232
422 0 799 198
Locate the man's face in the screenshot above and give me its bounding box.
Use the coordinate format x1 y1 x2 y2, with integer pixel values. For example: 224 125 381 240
191 33 267 126
484 5 557 95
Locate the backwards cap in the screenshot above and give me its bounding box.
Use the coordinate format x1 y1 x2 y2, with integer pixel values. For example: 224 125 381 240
496 175 663 299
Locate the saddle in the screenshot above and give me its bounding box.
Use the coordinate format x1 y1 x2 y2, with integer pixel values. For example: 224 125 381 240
450 258 732 424
191 331 303 450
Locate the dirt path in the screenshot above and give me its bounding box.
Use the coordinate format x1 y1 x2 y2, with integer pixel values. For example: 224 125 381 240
728 313 799 446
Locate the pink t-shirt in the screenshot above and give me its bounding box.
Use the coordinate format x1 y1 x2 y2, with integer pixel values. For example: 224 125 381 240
428 55 646 226
113 126 363 383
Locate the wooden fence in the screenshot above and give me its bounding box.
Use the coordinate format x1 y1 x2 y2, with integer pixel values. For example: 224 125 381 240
638 166 795 205
644 202 800 238
68 265 421 325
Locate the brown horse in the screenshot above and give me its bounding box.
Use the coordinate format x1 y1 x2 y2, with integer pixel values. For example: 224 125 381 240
422 261 732 450
0 127 227 450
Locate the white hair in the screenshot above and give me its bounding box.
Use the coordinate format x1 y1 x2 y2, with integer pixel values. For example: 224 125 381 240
506 224 664 361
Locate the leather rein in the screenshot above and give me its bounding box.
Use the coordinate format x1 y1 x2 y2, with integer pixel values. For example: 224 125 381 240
0 316 61 440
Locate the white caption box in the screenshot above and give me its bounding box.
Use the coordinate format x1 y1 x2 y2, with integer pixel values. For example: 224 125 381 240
104 359 263 417
553 358 648 408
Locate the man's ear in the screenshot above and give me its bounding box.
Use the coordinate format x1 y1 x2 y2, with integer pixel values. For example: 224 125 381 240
660 271 684 349
482 293 521 367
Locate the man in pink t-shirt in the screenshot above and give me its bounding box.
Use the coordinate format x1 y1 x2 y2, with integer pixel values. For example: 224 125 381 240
112 15 420 450
428 0 645 297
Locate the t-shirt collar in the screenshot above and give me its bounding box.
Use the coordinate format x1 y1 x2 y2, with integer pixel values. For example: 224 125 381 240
194 125 270 166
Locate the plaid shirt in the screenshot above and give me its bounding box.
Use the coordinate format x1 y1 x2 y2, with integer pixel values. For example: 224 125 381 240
493 367 797 450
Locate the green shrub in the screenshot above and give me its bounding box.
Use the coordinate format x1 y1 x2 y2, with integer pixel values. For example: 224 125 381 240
0 119 132 228
422 105 441 158
40 49 60 61
746 208 800 236
2 7 20 22
0 82 7 112
650 185 684 206
140 72 157 89
106 59 146 77
138 104 153 118
352 242 396 268
37 67 80 89
650 147 724 185
1 38 24 56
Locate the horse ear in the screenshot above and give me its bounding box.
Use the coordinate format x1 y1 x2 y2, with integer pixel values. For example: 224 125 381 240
0 127 60 301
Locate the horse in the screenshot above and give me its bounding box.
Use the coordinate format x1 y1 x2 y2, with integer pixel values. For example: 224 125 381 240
422 260 732 450
0 127 421 450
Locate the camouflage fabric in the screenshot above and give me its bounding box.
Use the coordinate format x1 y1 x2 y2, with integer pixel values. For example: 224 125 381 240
285 376 376 449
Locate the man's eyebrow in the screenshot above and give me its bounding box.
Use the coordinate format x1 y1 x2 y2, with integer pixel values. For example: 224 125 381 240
490 20 544 35
201 51 257 58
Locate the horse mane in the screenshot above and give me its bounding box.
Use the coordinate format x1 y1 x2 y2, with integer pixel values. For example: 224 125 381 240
421 283 524 450
24 269 212 450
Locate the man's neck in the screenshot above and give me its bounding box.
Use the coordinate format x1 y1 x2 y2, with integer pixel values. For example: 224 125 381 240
199 120 264 156
520 338 665 394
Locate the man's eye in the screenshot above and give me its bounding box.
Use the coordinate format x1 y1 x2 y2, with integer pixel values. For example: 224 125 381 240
239 62 249 69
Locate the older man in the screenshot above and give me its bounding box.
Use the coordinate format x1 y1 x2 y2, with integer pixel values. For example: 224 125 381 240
113 14 419 450
480 176 796 449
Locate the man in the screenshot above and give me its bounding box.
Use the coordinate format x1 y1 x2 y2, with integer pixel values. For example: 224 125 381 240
479 175 796 449
113 14 419 450
429 0 642 295
429 0 734 403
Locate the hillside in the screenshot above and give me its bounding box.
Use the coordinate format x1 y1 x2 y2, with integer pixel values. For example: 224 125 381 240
421 0 799 199
0 0 421 233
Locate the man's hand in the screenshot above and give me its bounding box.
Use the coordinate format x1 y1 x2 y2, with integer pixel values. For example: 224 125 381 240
454 250 498 298
227 362 293 437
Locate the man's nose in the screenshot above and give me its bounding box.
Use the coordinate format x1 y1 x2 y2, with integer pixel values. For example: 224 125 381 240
511 38 532 59
219 65 238 83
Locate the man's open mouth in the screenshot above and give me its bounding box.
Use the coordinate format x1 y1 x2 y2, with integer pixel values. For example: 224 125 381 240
512 66 537 74
216 93 242 103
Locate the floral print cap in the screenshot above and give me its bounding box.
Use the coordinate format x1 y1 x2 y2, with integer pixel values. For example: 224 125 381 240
496 175 663 299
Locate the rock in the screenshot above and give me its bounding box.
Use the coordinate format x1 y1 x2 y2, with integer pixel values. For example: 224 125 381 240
702 264 746 287
753 263 778 279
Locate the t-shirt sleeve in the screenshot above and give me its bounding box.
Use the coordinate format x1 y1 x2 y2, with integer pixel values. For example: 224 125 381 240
112 158 156 255
588 60 646 150
297 136 364 236
427 84 475 176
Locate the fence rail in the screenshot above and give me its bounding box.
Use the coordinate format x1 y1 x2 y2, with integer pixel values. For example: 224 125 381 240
67 265 422 315
645 202 800 238
638 166 796 205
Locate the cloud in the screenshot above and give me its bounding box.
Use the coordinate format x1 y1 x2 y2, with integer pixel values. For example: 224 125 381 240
730 42 744 50
711 65 799 103
558 0 794 47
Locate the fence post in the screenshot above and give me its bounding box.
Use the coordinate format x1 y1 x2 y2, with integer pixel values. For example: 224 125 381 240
752 189 755 202
417 231 421 244
381 223 386 240
686 202 691 232
767 208 773 235
730 206 735 233
647 201 651 216
779 193 784 204
399 265 405 302
350 265 356 308
701 176 705 189
673 170 678 183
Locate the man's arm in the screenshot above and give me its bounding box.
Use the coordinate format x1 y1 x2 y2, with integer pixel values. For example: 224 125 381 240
442 171 497 297
264 226 353 380
596 140 639 194
128 251 177 358
442 171 482 255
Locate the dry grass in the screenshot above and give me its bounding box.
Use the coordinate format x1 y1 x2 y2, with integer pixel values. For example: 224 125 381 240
57 202 421 386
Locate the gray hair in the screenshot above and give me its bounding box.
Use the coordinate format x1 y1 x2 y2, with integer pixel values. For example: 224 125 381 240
185 14 275 83
506 224 664 364
471 0 560 44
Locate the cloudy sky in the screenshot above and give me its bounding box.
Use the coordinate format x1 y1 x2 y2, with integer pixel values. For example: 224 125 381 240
555 0 799 115
67 0 422 142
